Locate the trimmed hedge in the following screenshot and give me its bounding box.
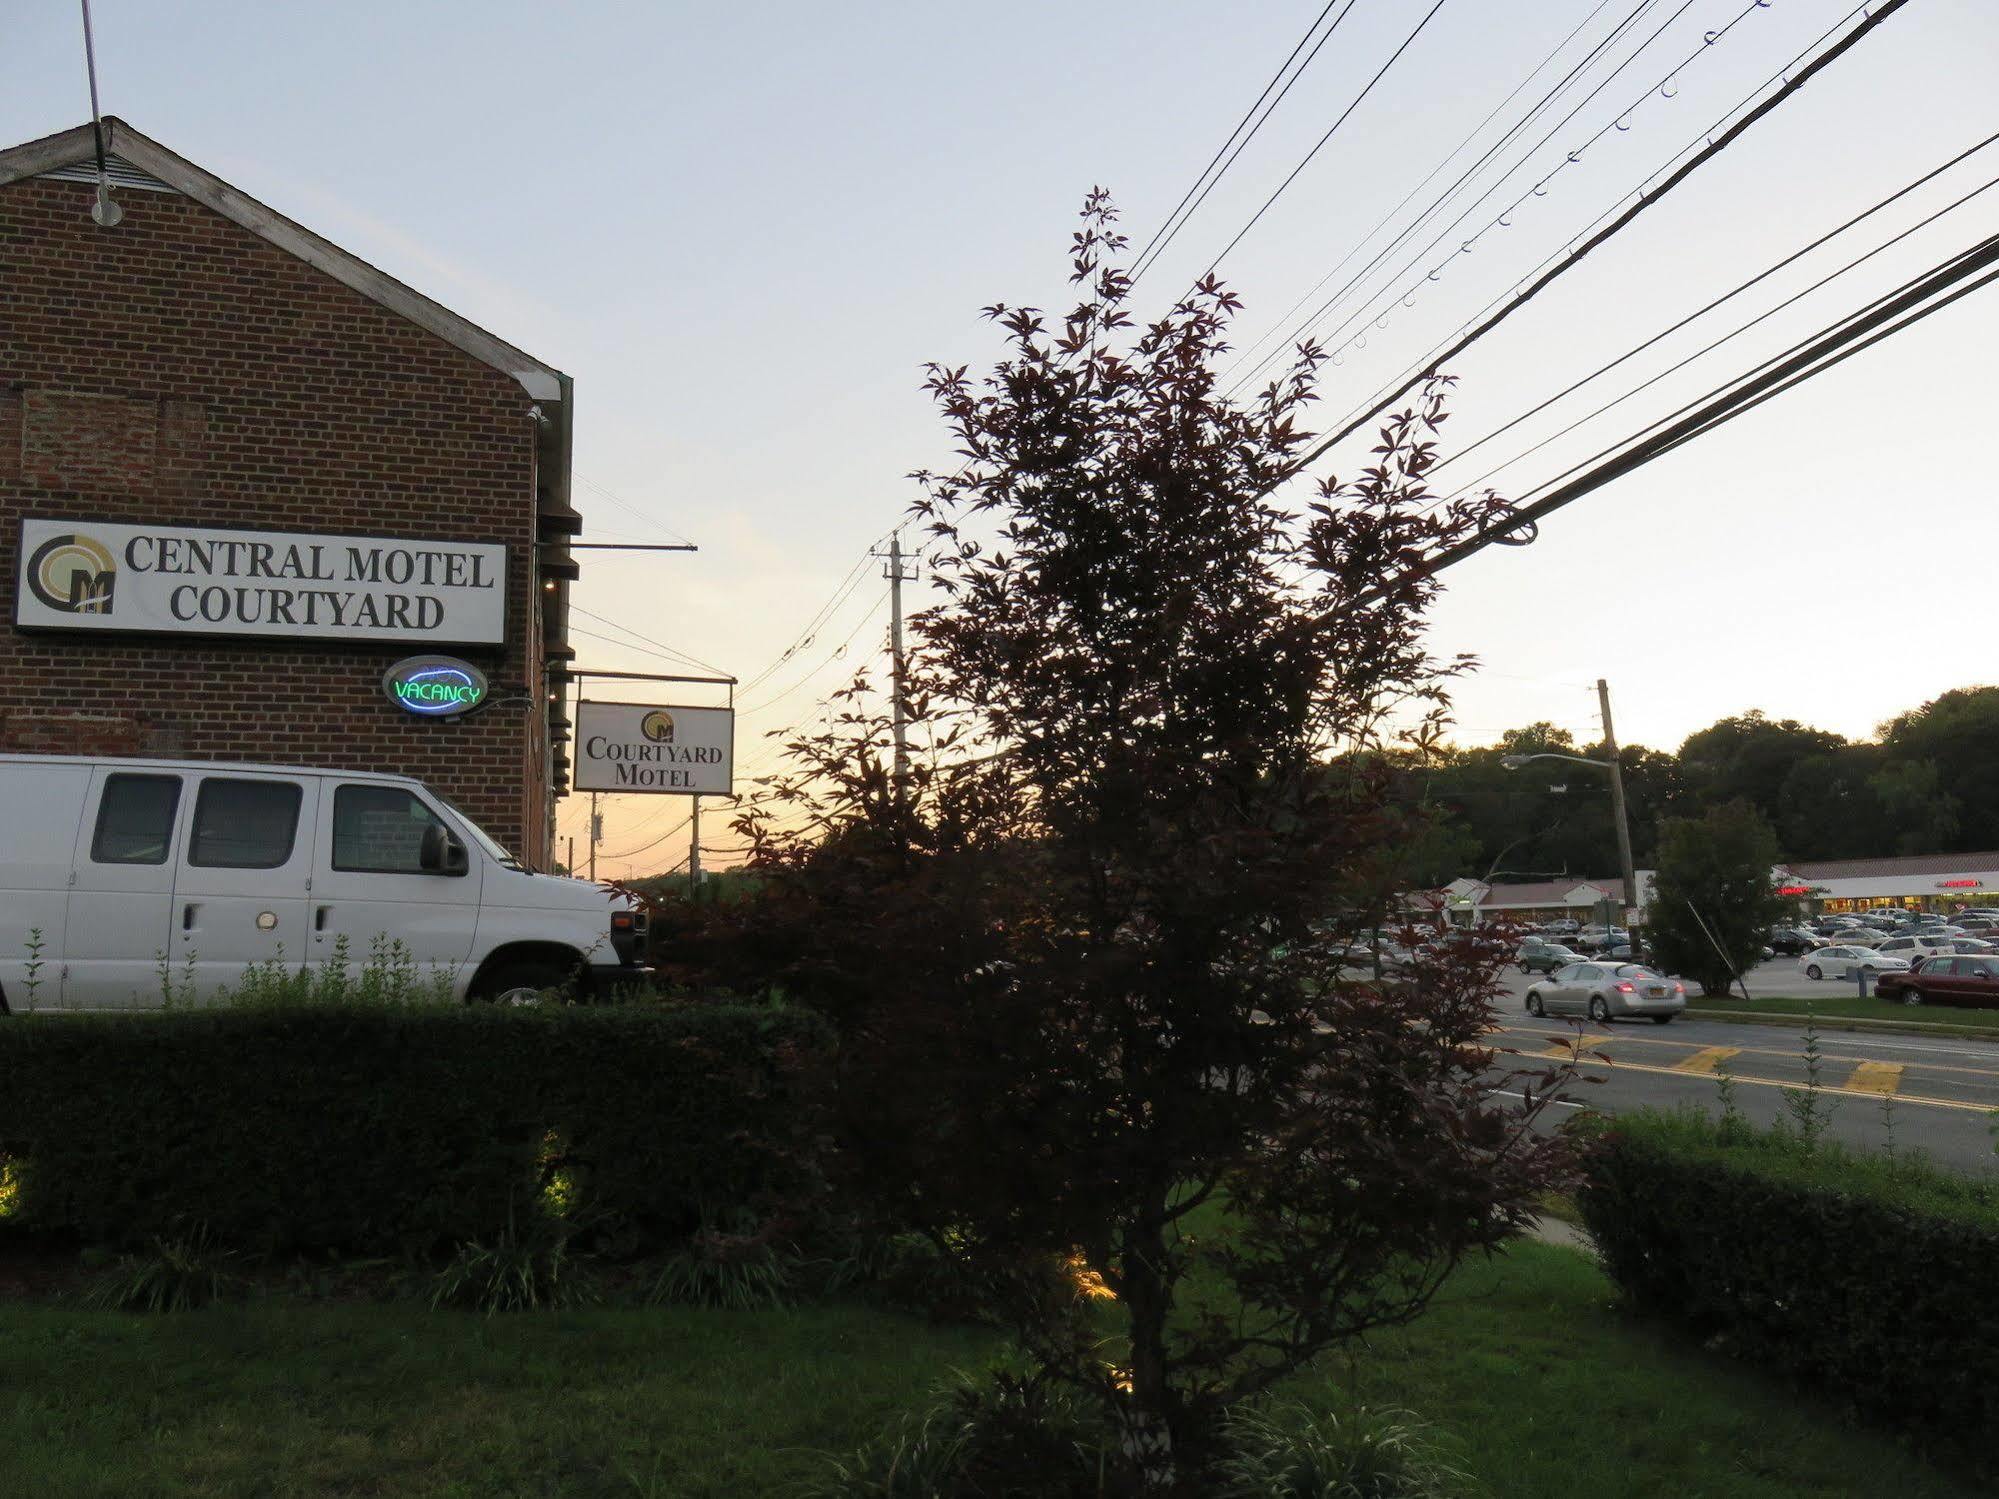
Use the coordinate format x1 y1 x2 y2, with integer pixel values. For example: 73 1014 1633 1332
0 1002 832 1256
1579 1109 1999 1469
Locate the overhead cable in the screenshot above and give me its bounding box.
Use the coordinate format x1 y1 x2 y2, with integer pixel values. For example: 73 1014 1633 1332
1222 0 1671 396
1127 0 1361 287
1394 229 1999 592
1441 154 1999 496
1286 0 1912 481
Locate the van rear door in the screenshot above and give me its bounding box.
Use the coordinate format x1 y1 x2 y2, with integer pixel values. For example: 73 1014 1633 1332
169 771 319 1004
65 767 190 1008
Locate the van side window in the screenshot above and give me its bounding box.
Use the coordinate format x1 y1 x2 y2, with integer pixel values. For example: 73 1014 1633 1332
333 785 451 874
91 774 182 865
188 779 303 869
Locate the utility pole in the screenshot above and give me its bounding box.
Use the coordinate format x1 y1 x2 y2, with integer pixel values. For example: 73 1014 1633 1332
689 795 701 896
566 835 574 879
876 532 918 784
1598 678 1640 947
588 794 601 882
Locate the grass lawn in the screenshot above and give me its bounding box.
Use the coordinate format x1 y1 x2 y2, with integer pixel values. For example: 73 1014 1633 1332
0 1241 1982 1498
1688 992 1999 1033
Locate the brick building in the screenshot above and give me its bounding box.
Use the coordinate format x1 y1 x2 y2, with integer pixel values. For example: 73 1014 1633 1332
0 119 577 864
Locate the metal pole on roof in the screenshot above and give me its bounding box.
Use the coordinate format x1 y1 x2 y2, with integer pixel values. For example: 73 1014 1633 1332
78 0 121 226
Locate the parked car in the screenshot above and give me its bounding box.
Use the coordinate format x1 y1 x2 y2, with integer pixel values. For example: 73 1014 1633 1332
1519 942 1585 975
0 755 649 1010
1767 926 1818 956
1799 946 1911 981
1524 962 1686 1024
1832 927 1886 947
1542 918 1581 936
1875 954 1999 1009
1950 937 1996 955
1874 934 1957 963
1574 925 1630 953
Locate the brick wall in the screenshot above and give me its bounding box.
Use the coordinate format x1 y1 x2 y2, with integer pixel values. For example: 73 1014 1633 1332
0 175 548 862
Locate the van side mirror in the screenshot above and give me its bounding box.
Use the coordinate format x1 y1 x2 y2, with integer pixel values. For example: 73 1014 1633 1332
419 824 468 875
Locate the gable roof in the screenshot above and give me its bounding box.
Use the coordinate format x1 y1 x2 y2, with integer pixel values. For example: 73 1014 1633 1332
0 119 567 408
1780 852 1999 882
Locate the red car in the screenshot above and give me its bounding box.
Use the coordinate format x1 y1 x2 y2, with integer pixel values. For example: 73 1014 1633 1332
1875 954 1999 1009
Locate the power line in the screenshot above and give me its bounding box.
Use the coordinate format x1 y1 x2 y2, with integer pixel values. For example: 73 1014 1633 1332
568 604 731 678
599 811 694 863
1178 0 1452 294
736 587 892 717
734 538 889 695
1221 0 1662 396
571 472 697 549
1401 228 1999 592
1441 156 1999 499
1291 0 1746 381
1126 0 1360 287
1285 0 1912 480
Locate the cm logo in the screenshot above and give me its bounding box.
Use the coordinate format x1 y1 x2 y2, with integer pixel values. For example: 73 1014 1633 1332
640 710 676 744
26 532 117 614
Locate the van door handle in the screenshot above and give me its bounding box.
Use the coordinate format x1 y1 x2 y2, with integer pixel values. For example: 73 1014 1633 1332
182 902 196 932
315 905 330 934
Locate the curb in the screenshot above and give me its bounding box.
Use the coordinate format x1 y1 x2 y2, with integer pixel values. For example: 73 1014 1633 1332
1686 1007 1999 1041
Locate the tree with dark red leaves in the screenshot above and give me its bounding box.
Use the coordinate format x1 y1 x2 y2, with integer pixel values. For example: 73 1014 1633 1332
719 192 1576 1491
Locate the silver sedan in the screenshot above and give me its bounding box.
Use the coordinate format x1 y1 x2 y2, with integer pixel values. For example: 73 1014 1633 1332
1524 962 1687 1024
1799 945 1911 981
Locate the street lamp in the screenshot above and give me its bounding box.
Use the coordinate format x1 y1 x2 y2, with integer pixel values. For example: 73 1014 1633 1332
1501 748 1640 951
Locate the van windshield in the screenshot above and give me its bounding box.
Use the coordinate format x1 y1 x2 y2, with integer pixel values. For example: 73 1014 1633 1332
434 794 526 872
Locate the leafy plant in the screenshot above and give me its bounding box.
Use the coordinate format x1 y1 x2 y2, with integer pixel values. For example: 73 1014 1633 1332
82 1225 241 1313
1777 1016 1833 1152
428 1206 591 1314
703 191 1576 1487
796 1368 1112 1499
1216 1401 1470 1499
21 927 45 1008
792 1406 974 1499
649 1228 797 1311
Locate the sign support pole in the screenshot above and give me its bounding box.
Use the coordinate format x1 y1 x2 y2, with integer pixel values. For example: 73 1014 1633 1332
588 793 600 882
689 796 701 895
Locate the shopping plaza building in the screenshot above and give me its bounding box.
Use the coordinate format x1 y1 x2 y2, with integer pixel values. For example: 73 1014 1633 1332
0 120 578 863
1427 854 1999 927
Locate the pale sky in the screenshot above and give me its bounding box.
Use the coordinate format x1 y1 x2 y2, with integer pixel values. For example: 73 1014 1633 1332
6 1 1997 877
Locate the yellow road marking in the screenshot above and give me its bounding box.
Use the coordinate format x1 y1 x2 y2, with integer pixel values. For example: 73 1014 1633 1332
1672 1046 1741 1075
1492 1045 1994 1113
1846 1061 1903 1095
1488 1024 1999 1085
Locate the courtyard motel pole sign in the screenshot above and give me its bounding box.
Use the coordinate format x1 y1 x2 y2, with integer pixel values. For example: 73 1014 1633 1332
574 700 734 795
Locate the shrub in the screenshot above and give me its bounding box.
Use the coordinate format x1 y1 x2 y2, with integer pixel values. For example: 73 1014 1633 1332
81 1224 241 1313
1579 1107 1999 1469
1215 1402 1470 1499
0 1002 833 1257
648 1225 798 1311
428 1205 593 1314
797 1368 1111 1499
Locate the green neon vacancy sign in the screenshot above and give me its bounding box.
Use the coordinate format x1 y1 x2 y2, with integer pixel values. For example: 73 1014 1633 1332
382 655 489 718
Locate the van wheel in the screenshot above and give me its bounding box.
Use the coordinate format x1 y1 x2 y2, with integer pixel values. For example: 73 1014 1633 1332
471 959 571 1006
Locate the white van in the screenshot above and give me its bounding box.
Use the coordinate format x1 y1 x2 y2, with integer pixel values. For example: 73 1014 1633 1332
0 755 648 1012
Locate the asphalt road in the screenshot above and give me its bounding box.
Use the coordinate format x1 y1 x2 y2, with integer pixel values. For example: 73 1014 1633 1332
1482 994 1999 1174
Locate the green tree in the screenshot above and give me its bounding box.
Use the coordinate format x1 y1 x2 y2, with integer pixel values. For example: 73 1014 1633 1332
1678 711 1847 826
1880 687 1999 850
1646 801 1788 997
715 193 1575 1489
